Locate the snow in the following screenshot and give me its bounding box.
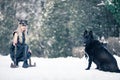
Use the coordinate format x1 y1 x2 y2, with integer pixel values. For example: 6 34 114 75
0 55 120 80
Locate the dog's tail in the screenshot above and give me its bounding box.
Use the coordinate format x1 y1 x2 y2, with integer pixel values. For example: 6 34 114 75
113 69 120 73
115 70 120 73
108 69 120 73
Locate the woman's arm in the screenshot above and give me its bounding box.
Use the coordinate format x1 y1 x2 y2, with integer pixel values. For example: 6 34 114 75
13 33 18 46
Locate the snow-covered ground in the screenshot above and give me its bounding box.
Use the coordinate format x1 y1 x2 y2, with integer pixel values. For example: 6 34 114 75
0 55 120 80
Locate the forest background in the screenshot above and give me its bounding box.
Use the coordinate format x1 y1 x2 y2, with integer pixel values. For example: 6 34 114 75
0 0 120 58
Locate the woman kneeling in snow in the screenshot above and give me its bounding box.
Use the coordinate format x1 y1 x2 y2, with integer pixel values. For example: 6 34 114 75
10 20 31 68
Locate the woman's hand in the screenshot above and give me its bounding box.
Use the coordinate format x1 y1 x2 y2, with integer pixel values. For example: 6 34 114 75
13 33 18 46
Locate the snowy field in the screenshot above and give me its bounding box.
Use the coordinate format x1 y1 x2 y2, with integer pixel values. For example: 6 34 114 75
0 55 120 80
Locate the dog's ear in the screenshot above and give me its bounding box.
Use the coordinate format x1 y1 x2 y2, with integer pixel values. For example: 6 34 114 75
84 30 88 36
89 30 93 35
89 30 94 39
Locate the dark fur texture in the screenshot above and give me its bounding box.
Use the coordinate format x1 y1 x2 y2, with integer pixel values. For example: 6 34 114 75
83 30 120 73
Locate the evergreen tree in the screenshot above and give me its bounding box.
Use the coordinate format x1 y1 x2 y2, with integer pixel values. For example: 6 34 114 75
0 0 16 55
105 0 120 25
105 0 120 37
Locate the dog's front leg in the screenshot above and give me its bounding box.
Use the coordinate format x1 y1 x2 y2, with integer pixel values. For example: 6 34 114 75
86 56 93 70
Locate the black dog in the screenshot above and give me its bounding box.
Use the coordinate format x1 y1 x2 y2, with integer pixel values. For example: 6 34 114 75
83 30 120 73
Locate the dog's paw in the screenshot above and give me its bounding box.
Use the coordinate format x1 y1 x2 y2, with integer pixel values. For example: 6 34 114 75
85 68 90 70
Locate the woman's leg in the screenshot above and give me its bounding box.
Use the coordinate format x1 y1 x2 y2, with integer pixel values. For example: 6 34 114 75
22 44 30 68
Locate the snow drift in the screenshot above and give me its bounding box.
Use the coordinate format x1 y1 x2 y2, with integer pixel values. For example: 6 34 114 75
0 55 120 80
